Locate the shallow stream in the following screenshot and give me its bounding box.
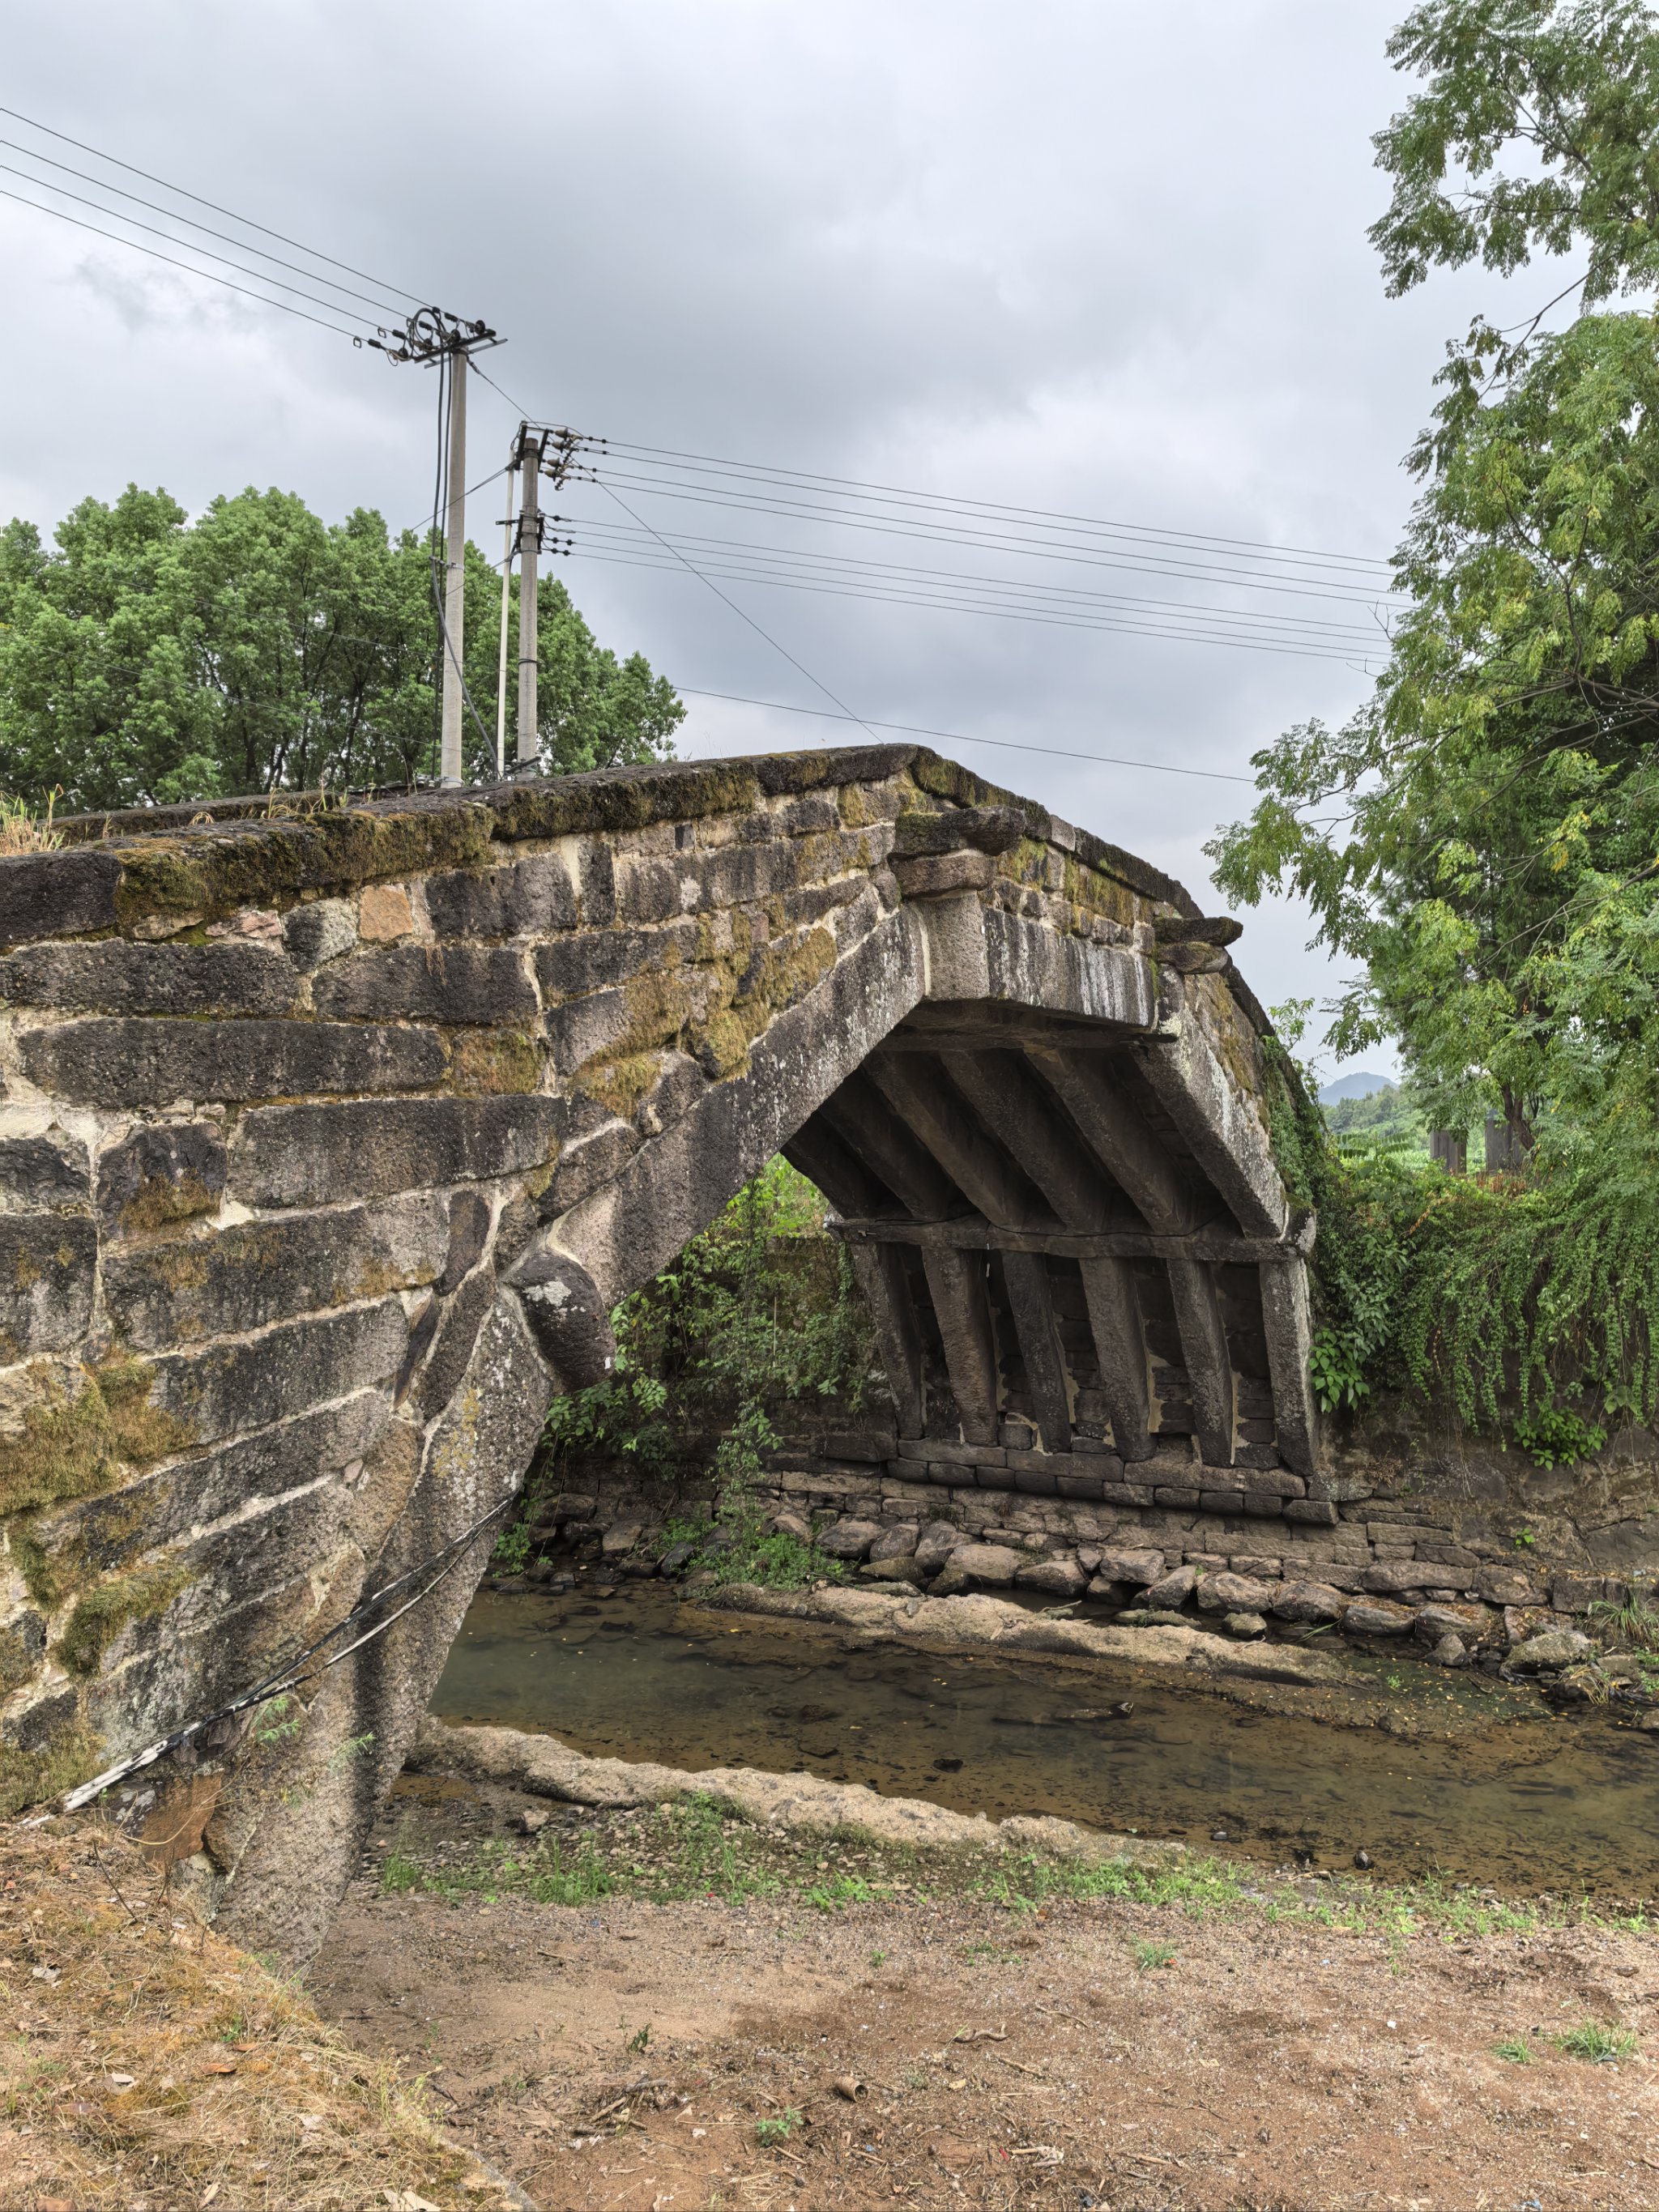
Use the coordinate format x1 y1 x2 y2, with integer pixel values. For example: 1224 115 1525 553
432 1583 1659 1896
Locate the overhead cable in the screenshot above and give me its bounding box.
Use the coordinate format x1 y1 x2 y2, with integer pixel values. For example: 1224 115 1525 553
0 140 412 318
672 686 1257 782
0 183 371 339
0 101 424 305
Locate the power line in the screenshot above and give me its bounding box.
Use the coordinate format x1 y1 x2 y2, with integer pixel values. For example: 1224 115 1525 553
0 139 410 318
564 514 1387 653
0 182 369 339
0 163 390 328
672 686 1257 783
598 481 885 744
594 435 1398 578
0 101 424 307
580 467 1398 609
568 544 1380 664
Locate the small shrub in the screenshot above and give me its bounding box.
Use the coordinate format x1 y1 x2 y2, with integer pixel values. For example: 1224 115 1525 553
1511 1405 1607 1469
754 2108 800 2145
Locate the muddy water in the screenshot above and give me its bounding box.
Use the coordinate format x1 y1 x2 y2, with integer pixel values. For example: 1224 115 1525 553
431 1583 1659 1895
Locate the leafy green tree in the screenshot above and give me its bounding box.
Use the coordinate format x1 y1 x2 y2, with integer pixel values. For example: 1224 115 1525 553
1211 2 1659 1152
0 483 682 812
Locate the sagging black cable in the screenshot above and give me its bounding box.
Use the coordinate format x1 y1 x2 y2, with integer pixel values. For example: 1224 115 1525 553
61 1494 518 1813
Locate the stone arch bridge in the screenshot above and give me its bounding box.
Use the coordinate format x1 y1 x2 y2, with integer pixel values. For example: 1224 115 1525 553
0 746 1320 1954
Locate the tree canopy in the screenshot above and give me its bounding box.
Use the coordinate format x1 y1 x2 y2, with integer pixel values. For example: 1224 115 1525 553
0 483 683 813
1210 0 1659 1151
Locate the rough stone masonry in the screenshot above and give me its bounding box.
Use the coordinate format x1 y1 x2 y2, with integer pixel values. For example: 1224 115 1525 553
0 744 1320 1957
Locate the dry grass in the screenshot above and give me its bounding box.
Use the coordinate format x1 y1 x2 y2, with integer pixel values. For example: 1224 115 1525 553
0 1814 510 2211
0 791 61 856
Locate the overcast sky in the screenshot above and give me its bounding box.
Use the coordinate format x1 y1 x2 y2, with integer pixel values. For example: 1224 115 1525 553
2 1 1515 1079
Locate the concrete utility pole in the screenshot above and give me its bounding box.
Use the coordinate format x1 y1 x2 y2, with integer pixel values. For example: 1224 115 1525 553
494 467 514 780
516 428 543 767
438 344 469 785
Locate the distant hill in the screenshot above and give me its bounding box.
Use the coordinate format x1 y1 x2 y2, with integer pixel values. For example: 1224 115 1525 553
1318 1069 1391 1104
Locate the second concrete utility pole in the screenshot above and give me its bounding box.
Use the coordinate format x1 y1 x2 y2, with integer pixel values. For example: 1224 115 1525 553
516 428 542 767
439 344 469 785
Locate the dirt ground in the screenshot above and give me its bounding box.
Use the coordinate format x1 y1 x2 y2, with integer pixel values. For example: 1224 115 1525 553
307 1772 1659 2212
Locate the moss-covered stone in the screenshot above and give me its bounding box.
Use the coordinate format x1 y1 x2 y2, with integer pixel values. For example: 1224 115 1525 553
446 1029 541 1096
56 1561 195 1675
0 1721 100 1819
0 1357 186 1522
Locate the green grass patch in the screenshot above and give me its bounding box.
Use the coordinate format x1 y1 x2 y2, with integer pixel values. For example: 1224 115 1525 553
1491 2036 1533 2064
754 2108 801 2145
1550 2022 1639 2061
1133 1938 1177 1971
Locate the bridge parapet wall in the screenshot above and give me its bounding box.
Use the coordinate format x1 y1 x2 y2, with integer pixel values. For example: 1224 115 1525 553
0 744 1309 1954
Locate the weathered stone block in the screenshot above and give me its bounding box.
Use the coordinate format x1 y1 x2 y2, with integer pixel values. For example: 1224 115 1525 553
891 850 996 897
313 945 536 1025
102 1192 449 1349
0 940 299 1016
1196 1570 1277 1612
229 1096 563 1207
282 898 356 970
0 1131 91 1214
0 1215 96 1356
1269 1580 1346 1624
951 1541 1023 1585
22 1018 445 1106
97 1123 226 1237
149 1297 408 1444
411 1271 498 1418
424 856 577 940
0 846 119 948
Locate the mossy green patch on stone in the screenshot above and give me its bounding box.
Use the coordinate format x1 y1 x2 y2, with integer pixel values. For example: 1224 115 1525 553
0 1721 100 1820
447 1029 541 1096
582 1051 662 1119
56 1561 194 1676
0 1357 187 1522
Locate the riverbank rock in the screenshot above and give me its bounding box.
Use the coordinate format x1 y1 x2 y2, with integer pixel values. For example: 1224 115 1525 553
1508 1628 1593 1671
1224 1612 1266 1639
1095 1548 1165 1587
868 1524 919 1566
693 1579 1369 1693
408 1716 1184 1871
1344 1598 1416 1636
1016 1557 1088 1599
1271 1581 1347 1625
1196 1572 1277 1613
914 1521 965 1577
1143 1562 1198 1609
949 1541 1024 1587
600 1520 644 1556
818 1517 883 1560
